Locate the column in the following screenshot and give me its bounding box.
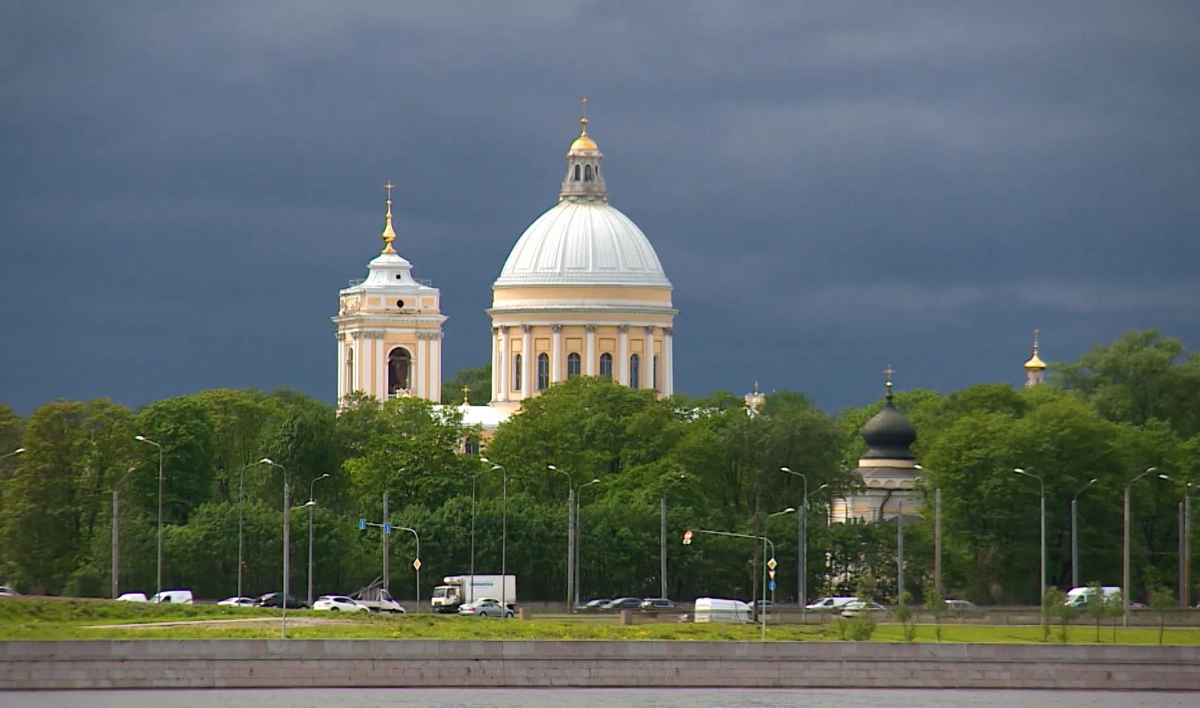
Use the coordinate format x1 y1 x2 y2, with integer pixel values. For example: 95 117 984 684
352 331 363 394
491 327 500 401
643 326 656 389
429 332 442 402
617 325 629 386
336 332 345 402
663 327 674 396
521 325 532 399
417 333 429 399
374 333 385 400
551 325 563 383
498 326 509 402
585 325 596 376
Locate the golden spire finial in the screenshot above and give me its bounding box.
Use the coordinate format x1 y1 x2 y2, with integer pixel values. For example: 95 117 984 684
579 95 589 135
1032 327 1040 354
380 181 396 254
884 364 895 397
461 385 471 404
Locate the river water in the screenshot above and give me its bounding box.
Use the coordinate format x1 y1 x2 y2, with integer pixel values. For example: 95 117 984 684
1 689 1192 708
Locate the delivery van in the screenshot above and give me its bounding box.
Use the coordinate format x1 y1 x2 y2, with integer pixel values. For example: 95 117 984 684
694 597 752 623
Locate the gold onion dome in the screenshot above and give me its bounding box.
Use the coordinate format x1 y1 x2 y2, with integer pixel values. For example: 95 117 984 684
1024 330 1046 370
570 116 598 151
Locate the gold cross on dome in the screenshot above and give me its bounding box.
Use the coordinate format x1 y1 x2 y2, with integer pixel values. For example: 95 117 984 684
883 364 895 389
580 95 588 119
384 181 394 202
461 385 471 404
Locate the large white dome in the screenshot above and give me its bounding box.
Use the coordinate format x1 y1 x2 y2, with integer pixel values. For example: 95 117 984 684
494 199 672 288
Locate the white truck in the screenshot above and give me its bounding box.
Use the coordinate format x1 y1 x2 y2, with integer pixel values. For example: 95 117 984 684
350 580 407 613
431 574 516 614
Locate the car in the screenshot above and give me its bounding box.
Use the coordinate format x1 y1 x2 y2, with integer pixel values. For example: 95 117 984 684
256 592 309 609
115 592 147 602
578 598 611 612
640 598 678 611
459 598 513 618
806 596 858 612
839 601 889 618
217 596 257 607
0 585 19 596
944 599 982 615
601 597 642 611
312 595 369 612
149 589 193 604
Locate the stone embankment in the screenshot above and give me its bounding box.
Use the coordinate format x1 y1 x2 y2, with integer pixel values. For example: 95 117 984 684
2 640 1197 691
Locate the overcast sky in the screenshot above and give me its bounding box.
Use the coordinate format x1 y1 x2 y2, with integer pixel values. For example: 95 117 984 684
2 1 1198 415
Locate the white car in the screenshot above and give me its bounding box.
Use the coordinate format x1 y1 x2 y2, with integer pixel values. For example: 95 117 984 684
312 595 369 612
0 585 19 596
217 596 257 607
459 598 514 618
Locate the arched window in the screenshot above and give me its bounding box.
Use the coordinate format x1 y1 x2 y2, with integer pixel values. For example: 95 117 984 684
653 354 660 391
629 353 640 389
584 164 593 182
387 347 412 394
599 353 613 380
567 352 581 378
574 164 581 181
513 354 522 391
537 353 550 391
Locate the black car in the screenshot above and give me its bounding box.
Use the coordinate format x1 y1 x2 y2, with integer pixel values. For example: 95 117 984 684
256 592 309 609
578 598 611 612
601 597 642 611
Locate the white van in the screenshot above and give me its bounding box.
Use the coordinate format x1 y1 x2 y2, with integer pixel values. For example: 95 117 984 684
115 592 147 603
694 597 752 623
1064 586 1120 608
148 589 194 604
806 596 858 611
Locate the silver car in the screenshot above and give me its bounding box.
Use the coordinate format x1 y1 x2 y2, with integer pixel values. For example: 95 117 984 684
458 598 514 618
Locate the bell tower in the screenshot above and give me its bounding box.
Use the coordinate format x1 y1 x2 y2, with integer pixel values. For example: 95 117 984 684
333 184 446 404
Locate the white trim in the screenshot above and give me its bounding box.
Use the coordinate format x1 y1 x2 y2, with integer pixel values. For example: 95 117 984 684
429 335 442 402
490 298 673 310
521 326 532 400
664 331 674 396
551 326 562 383
374 336 384 400
618 327 629 386
586 328 596 376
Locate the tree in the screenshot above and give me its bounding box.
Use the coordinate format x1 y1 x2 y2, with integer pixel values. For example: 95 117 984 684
894 590 917 642
1149 585 1175 645
1084 581 1106 642
132 396 216 525
923 580 945 642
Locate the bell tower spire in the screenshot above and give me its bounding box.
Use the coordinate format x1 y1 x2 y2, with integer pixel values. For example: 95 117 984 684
560 96 607 202
381 181 397 254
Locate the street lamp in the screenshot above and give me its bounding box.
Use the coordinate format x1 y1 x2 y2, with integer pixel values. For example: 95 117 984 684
1013 468 1046 604
781 466 808 606
683 527 776 641
111 466 138 599
1124 467 1167 623
237 459 271 599
135 435 165 596
548 464 575 609
575 477 601 606
1182 482 1199 608
480 458 507 615
282 498 314 639
1071 478 1098 589
0 448 24 460
381 467 405 592
307 473 331 605
660 474 687 600
394 526 421 608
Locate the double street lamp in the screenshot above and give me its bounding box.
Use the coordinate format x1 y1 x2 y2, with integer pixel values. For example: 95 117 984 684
1124 467 1167 623
781 467 827 608
307 473 330 605
134 435 165 596
548 464 575 609
575 477 601 607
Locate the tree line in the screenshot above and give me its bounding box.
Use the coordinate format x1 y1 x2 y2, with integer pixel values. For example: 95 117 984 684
0 329 1196 606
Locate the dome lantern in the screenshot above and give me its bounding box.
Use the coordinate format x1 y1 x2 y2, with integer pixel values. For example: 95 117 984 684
560 96 607 202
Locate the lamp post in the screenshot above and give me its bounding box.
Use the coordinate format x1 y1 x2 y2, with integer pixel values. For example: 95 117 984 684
111 466 137 599
781 467 807 606
238 460 270 599
481 458 507 615
767 507 796 608
307 473 330 605
915 464 942 597
1013 468 1045 605
260 458 289 622
575 477 601 607
394 526 421 607
470 469 479 595
135 435 165 596
381 467 405 592
1124 467 1167 624
659 474 686 600
0 448 23 460
1183 483 1198 609
683 526 779 641
1071 478 1098 589
548 465 576 609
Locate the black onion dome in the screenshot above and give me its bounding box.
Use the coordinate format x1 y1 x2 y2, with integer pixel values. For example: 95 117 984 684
860 395 916 460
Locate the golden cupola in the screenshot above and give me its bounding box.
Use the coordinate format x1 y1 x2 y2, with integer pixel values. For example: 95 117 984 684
1023 329 1046 387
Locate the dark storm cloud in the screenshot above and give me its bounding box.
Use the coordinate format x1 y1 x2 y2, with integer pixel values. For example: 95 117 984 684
2 1 1198 413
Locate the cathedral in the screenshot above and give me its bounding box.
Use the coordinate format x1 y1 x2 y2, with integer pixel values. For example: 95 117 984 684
331 104 676 432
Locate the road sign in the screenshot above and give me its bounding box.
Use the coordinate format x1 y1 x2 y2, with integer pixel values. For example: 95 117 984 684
383 522 392 534
766 557 777 571
768 580 776 591
682 530 693 545
768 569 775 580
358 519 366 530
413 559 422 570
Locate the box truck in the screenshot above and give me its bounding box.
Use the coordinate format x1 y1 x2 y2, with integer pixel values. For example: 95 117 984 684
431 575 516 613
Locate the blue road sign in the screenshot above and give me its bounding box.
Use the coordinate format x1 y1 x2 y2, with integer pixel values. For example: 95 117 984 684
358 519 366 530
768 580 776 591
383 522 392 534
